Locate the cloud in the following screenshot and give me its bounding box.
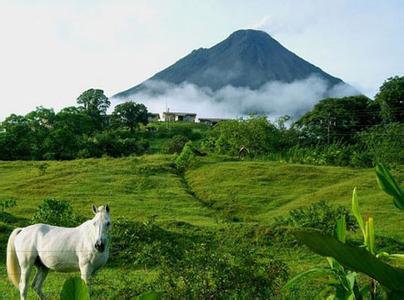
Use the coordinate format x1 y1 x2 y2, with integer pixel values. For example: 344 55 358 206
112 75 358 121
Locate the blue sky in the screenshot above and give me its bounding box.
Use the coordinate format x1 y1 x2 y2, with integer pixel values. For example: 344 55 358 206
0 0 403 119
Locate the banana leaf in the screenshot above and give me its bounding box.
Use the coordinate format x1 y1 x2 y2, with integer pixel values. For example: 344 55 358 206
375 164 404 210
60 277 90 300
293 228 404 293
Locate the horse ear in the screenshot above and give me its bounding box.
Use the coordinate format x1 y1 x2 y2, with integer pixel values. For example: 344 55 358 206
105 204 110 213
92 204 97 214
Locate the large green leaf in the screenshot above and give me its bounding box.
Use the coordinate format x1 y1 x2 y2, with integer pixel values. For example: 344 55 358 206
293 228 404 293
283 268 335 289
375 164 404 210
351 187 365 238
367 217 375 255
60 277 90 300
335 216 346 243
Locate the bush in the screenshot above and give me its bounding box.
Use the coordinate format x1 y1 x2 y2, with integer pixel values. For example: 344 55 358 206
163 135 189 154
358 123 404 166
284 143 357 166
206 116 280 156
109 218 186 268
175 142 195 171
37 162 49 176
275 200 357 236
0 198 17 212
157 243 288 299
32 198 81 227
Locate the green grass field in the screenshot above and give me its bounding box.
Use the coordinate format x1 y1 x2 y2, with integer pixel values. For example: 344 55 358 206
0 155 402 299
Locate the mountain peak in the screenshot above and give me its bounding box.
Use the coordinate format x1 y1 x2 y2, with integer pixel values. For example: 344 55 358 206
114 29 345 97
228 29 273 40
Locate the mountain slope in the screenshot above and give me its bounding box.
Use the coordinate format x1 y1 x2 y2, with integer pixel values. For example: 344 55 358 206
114 29 345 98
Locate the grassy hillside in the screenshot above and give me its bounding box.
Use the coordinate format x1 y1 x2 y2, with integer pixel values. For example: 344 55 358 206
187 161 404 239
0 156 402 298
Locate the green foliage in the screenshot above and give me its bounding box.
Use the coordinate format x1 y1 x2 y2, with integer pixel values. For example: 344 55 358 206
163 135 189 154
279 127 403 167
109 218 185 268
0 198 17 225
37 162 49 176
293 229 404 296
112 101 148 132
32 198 81 227
0 94 150 160
358 123 404 166
351 188 365 237
284 143 360 166
76 88 110 130
175 142 195 171
135 291 163 300
376 164 404 209
289 164 404 298
0 157 401 298
148 122 205 140
275 200 357 236
85 130 149 158
205 116 281 156
375 76 404 123
286 216 363 299
158 243 288 299
110 217 290 299
60 277 90 300
0 198 16 213
296 95 381 144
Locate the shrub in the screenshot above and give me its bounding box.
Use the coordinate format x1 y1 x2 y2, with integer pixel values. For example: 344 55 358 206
163 135 189 154
0 198 17 212
157 243 288 299
206 116 280 156
109 218 185 268
32 198 81 227
275 200 357 236
284 143 356 166
37 162 49 176
175 142 195 171
358 123 404 166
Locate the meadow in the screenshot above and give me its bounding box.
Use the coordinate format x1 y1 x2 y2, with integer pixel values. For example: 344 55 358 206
0 154 402 299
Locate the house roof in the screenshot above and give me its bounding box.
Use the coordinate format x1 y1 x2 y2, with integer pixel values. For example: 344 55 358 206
198 118 230 122
163 112 197 116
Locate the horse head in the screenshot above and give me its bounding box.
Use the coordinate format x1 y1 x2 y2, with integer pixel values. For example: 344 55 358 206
91 204 111 253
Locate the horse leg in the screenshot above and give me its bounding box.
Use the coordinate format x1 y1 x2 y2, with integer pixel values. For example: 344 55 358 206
79 263 92 285
32 265 49 300
19 262 33 300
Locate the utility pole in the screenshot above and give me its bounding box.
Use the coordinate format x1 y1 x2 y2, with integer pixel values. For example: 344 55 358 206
326 112 336 145
327 112 331 145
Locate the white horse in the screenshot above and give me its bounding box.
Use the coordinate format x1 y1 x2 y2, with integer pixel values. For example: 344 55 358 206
6 204 111 300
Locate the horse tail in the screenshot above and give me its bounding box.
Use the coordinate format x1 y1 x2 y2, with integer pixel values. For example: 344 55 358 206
7 227 22 288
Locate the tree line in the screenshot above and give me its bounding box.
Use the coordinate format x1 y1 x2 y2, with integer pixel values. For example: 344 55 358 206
0 76 402 165
0 89 149 160
202 76 403 167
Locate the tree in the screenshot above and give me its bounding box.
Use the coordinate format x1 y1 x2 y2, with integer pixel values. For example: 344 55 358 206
111 101 148 132
375 76 404 123
76 89 110 130
55 106 93 135
208 116 280 156
0 114 33 160
296 95 380 144
25 107 56 159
